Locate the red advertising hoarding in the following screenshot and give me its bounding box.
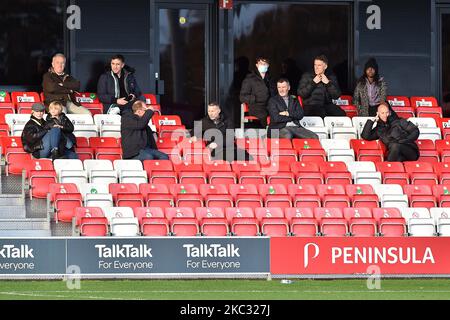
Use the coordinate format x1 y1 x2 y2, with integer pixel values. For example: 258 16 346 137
219 0 233 10
271 237 450 275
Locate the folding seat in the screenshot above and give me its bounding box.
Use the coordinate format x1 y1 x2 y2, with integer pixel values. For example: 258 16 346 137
198 184 233 209
416 139 439 163
387 96 414 119
372 208 407 237
429 207 450 236
195 207 229 236
416 107 443 121
346 161 382 185
26 159 57 199
177 139 210 163
0 123 10 136
410 96 439 107
345 184 379 208
332 95 352 106
229 184 262 208
340 104 358 118
89 136 121 149
375 161 409 185
152 114 182 132
109 183 143 208
235 138 268 163
408 117 441 141
78 182 110 198
142 94 161 114
258 184 292 208
173 161 206 185
402 184 436 208
254 207 289 236
139 183 174 208
314 208 348 236
350 139 384 162
169 184 203 208
290 161 323 185
12 91 40 113
202 160 236 184
3 146 30 175
74 92 100 104
74 137 94 161
401 207 435 236
133 207 169 236
225 207 259 236
436 118 450 140
351 117 373 138
74 207 105 232
284 207 318 236
143 159 177 183
113 159 147 184
435 140 450 162
0 90 12 105
324 116 357 140
165 207 199 236
373 184 409 208
231 161 265 185
240 102 260 129
110 217 140 236
53 192 83 223
343 207 377 236
316 184 350 208
287 184 321 208
4 114 29 136
292 138 326 162
93 114 121 137
266 138 293 151
48 183 80 201
84 159 118 184
319 161 352 185
431 185 450 207
299 116 328 139
59 169 88 186
403 161 438 185
79 216 109 236
433 162 450 184
269 148 298 162
261 161 295 186
66 114 98 138
156 136 182 150
158 125 189 140
103 206 135 222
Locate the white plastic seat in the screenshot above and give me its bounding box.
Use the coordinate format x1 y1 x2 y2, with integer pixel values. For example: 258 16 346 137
67 114 98 138
110 217 140 236
430 208 450 236
103 206 135 223
53 159 84 178
5 114 30 136
93 114 121 137
84 193 113 208
327 149 355 164
408 117 441 141
320 139 351 154
347 161 382 184
373 184 408 208
299 116 328 139
402 207 435 236
352 117 373 138
112 160 147 184
59 170 88 186
83 159 117 183
79 183 110 199
324 116 357 140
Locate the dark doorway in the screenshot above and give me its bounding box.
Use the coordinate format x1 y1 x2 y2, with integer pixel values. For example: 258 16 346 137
158 6 207 128
442 13 450 116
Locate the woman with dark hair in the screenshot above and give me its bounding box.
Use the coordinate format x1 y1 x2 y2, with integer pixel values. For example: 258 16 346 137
361 102 419 162
353 58 388 116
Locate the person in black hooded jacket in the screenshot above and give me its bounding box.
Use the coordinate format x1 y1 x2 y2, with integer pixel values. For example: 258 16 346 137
361 101 420 162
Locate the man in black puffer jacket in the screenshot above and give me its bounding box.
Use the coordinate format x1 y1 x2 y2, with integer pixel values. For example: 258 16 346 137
239 57 276 128
297 54 345 118
361 102 420 162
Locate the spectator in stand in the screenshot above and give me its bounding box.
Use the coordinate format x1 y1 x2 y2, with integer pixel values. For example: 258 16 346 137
190 102 252 161
239 57 276 128
267 78 319 139
97 54 144 115
297 54 345 118
121 100 168 161
42 53 91 115
361 102 419 162
353 57 388 116
45 101 78 159
22 103 76 160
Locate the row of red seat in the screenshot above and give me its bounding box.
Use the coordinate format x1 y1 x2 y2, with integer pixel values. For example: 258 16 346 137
74 205 407 237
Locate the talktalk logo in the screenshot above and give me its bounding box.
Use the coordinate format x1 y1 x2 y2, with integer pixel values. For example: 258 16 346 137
0 245 34 259
303 243 320 268
95 244 152 258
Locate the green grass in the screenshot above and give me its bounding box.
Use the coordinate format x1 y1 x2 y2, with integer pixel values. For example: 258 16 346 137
0 279 450 300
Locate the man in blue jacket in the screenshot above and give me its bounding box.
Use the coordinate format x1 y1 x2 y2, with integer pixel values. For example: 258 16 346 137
97 54 144 115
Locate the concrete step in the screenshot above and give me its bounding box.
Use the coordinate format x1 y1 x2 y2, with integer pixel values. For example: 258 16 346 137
0 195 25 206
0 205 27 218
0 230 52 237
0 218 50 231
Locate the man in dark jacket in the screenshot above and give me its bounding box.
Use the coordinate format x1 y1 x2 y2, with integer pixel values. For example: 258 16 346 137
21 103 76 160
239 57 276 128
97 54 144 115
361 102 420 162
42 53 91 114
121 100 168 161
297 54 345 118
190 102 251 161
268 78 319 139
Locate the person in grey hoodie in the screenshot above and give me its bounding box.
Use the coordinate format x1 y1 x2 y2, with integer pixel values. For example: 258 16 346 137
97 54 144 115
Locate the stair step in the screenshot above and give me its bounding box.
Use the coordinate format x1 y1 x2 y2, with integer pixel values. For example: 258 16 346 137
0 218 50 231
0 206 27 218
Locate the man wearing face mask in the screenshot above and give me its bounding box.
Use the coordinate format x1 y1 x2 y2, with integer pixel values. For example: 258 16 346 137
297 54 345 118
240 57 276 128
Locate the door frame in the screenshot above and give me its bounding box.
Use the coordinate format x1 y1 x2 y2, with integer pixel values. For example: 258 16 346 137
150 0 218 113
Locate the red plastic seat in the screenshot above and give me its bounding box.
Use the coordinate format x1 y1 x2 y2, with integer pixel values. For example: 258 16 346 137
292 139 326 162
287 184 321 208
376 161 409 185
133 207 169 236
225 207 259 236
350 139 384 162
291 161 324 185
229 184 262 208
316 184 350 208
372 208 407 236
54 193 83 223
74 92 100 104
284 207 318 236
320 161 352 185
432 185 450 207
433 162 450 184
387 96 411 107
195 207 229 236
345 184 379 208
5 147 31 175
404 161 438 185
258 184 292 208
254 207 289 236
343 207 377 236
74 207 105 227
89 137 120 149
109 183 143 207
261 162 296 186
417 139 439 163
410 96 439 107
29 169 57 199
152 115 182 132
11 91 40 106
80 216 109 236
314 208 348 236
436 118 450 140
139 183 174 208
165 207 199 236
